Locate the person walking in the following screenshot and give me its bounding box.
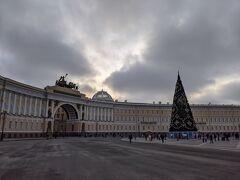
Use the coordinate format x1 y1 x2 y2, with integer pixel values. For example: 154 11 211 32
129 134 133 144
148 134 151 141
144 133 147 141
160 134 164 143
214 133 217 141
210 134 213 144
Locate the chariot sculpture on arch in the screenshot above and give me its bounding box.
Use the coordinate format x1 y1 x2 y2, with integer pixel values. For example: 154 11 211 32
55 74 78 90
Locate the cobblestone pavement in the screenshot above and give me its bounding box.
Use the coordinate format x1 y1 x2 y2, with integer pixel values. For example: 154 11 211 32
0 137 240 180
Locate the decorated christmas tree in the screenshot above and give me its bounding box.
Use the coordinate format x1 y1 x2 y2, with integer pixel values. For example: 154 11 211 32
169 72 197 132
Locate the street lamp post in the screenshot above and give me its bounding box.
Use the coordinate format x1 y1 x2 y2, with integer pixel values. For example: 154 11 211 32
0 111 7 141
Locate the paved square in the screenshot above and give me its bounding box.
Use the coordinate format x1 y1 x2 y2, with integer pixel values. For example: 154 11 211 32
123 138 240 151
0 138 240 180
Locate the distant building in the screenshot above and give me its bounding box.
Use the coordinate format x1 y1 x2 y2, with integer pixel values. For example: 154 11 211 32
0 75 239 138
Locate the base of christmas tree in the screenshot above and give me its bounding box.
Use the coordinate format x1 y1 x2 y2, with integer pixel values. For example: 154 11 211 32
168 131 198 139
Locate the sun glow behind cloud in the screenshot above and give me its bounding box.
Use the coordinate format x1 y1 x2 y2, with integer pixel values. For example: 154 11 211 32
84 37 147 99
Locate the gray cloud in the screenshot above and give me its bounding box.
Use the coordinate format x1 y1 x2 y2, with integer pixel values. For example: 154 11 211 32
1 1 240 104
215 82 240 104
191 80 240 105
105 0 240 103
0 0 93 88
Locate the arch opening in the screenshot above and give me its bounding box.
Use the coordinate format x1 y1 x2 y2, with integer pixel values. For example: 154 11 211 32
53 104 78 135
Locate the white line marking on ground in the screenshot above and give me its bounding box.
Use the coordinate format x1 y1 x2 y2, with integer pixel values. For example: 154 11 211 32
198 143 207 146
237 141 240 149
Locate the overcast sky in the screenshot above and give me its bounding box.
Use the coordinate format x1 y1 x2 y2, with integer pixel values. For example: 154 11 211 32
0 0 240 104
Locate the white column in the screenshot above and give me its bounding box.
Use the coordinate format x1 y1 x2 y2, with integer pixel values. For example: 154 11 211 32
84 106 87 120
83 106 86 120
79 105 82 120
87 106 89 120
106 108 108 121
98 107 100 121
29 97 32 116
101 108 103 121
89 106 91 121
108 109 110 122
51 100 54 118
0 89 6 112
83 106 85 120
45 99 49 117
34 98 38 116
39 99 42 117
23 96 27 115
104 108 107 121
92 107 94 120
89 106 91 120
112 109 114 122
88 106 91 121
102 108 104 121
109 109 111 121
91 107 93 121
103 108 105 121
7 92 12 113
97 107 99 121
13 93 17 114
93 107 96 121
96 107 99 121
105 108 107 121
18 94 22 115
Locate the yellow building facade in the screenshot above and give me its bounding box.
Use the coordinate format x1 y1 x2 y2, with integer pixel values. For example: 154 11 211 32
0 75 240 138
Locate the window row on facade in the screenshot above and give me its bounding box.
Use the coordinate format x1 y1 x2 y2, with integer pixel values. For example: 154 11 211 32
114 108 240 116
4 117 44 132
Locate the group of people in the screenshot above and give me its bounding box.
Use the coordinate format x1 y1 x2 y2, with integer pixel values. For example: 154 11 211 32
127 132 240 144
128 133 167 144
200 132 240 143
143 133 166 143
